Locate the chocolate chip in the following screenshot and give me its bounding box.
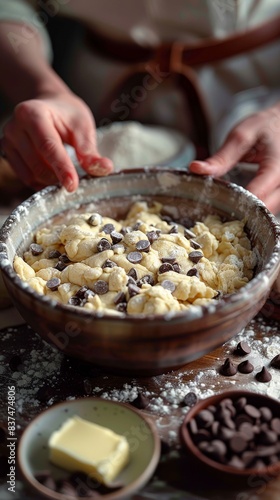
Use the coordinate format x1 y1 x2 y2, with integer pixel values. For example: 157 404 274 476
189 251 203 263
172 262 181 273
46 277 61 291
196 409 214 427
220 358 237 376
9 355 23 372
128 283 141 297
131 392 149 409
59 253 71 263
182 392 197 407
146 230 160 243
238 360 254 374
135 240 150 252
55 261 67 271
161 257 176 264
161 280 176 293
48 249 61 259
127 251 142 264
68 296 84 306
102 259 117 269
93 280 109 295
270 354 280 369
121 226 131 235
35 471 56 491
36 384 54 403
255 366 272 383
114 291 126 305
116 302 127 313
132 221 142 231
169 225 178 234
87 214 102 226
75 286 89 299
180 217 194 229
102 223 115 234
258 430 278 445
229 434 247 453
271 418 280 435
110 231 123 244
138 275 154 287
244 404 261 419
97 238 111 252
235 341 251 356
187 268 198 277
158 262 173 274
190 240 202 250
259 407 272 422
30 243 44 256
127 268 138 281
161 215 173 224
184 228 196 239
57 480 78 496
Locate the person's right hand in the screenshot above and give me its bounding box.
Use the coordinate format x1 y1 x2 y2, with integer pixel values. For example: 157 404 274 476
0 91 113 192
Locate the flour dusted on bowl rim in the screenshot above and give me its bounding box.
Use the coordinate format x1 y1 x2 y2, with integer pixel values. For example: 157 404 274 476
13 201 256 316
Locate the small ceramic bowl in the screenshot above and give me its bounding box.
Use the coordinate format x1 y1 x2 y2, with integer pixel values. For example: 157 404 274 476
18 397 161 500
0 169 280 374
181 390 280 485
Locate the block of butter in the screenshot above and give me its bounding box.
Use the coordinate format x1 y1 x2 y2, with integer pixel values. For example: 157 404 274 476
48 415 130 484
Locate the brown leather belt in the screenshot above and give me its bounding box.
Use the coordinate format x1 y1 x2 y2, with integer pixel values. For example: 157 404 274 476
88 15 280 68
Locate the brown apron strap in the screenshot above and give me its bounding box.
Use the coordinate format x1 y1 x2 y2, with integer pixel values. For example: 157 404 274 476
169 15 280 71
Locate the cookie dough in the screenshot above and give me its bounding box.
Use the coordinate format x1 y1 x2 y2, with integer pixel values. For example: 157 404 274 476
14 201 256 316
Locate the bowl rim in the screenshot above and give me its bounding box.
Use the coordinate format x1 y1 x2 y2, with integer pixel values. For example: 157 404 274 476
181 389 280 477
1 168 280 323
17 396 161 500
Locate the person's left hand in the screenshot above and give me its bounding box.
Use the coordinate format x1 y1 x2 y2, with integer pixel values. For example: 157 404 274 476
189 102 280 215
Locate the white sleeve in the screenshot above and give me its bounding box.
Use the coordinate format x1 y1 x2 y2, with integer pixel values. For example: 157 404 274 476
0 0 53 60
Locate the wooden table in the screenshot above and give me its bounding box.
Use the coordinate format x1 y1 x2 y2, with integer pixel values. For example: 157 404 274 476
0 303 279 500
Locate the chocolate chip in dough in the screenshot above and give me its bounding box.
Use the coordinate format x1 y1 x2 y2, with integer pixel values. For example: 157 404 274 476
127 251 142 264
128 283 141 297
187 268 199 277
30 243 44 256
46 277 61 291
97 238 111 252
114 291 126 305
189 251 203 264
102 223 115 234
169 225 178 234
55 261 67 271
116 302 127 313
87 214 102 226
190 240 202 250
146 230 160 243
93 280 109 295
161 280 176 293
68 296 84 307
135 240 150 252
184 228 196 239
158 262 173 274
48 249 61 259
127 268 138 281
102 259 117 269
110 231 123 244
59 253 71 263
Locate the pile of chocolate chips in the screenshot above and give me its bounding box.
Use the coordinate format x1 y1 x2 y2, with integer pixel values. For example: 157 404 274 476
35 470 121 498
187 395 280 470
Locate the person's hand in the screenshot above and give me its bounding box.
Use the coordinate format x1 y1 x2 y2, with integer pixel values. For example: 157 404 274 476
0 92 113 192
189 103 280 214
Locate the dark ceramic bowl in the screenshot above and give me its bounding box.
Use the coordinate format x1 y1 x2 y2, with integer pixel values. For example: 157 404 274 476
181 390 280 484
0 169 280 374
